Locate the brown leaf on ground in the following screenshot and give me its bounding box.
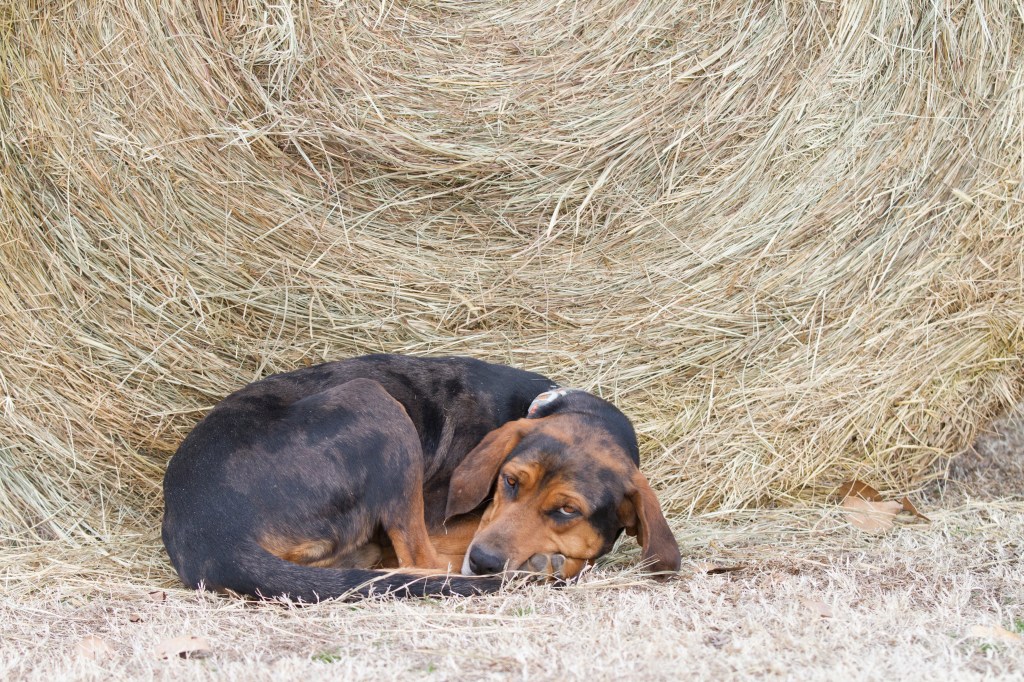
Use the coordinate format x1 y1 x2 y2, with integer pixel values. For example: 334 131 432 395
968 625 1023 644
155 635 212 660
842 496 903 532
899 497 931 522
147 590 167 602
836 480 928 530
836 480 883 502
76 635 115 661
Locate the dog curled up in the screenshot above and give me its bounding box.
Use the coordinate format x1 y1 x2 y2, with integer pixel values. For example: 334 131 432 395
162 354 680 601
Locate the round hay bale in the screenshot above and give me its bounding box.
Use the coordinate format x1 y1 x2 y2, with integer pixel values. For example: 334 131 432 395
1 0 1021 555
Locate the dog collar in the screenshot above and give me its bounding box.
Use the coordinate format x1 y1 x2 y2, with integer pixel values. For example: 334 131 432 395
527 387 578 418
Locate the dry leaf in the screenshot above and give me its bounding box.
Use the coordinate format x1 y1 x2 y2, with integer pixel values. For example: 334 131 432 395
968 625 1023 644
842 496 902 532
837 480 923 531
147 590 166 602
155 635 212 660
836 480 883 502
798 597 834 619
76 635 115 661
129 615 143 623
899 497 930 522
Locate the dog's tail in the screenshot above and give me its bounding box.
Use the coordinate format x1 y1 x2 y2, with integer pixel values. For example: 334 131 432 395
201 544 502 602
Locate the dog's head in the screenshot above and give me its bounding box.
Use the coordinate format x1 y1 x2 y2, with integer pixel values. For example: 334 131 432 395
446 390 680 578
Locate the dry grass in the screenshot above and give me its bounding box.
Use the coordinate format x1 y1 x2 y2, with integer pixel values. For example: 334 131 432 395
4 419 1022 679
3 498 1022 680
1 5 1023 674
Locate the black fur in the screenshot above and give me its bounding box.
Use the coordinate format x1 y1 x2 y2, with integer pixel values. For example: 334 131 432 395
162 355 552 601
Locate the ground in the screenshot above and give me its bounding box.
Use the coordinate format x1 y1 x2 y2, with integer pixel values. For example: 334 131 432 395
2 410 1021 680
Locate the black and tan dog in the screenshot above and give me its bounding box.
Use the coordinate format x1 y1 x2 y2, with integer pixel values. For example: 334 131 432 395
162 354 680 600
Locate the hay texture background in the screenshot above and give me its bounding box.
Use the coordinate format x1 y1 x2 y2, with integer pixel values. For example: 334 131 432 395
1 0 1022 563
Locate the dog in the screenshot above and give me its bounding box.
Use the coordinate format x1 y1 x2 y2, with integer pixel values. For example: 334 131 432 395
162 354 680 600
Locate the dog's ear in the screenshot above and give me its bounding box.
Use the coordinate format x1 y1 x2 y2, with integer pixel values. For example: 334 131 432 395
619 471 680 573
446 419 531 520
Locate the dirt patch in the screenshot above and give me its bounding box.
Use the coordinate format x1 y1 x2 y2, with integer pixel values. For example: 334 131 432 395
933 405 1024 501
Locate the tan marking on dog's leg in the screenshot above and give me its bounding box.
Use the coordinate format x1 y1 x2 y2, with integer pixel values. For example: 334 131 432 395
387 526 443 570
331 542 383 569
259 536 338 567
384 487 445 570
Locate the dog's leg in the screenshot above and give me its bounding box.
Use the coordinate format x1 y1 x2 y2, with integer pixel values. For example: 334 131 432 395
283 377 449 573
359 386 450 572
382 483 447 571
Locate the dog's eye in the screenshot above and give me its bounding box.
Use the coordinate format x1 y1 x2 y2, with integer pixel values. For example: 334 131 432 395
504 475 517 490
557 505 578 517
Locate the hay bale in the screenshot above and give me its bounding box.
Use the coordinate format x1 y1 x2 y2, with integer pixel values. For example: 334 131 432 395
1 0 1021 553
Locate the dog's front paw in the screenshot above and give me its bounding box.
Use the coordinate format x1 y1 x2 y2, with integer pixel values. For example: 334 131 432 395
521 552 566 579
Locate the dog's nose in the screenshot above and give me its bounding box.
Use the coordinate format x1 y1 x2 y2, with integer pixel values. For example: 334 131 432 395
467 545 506 575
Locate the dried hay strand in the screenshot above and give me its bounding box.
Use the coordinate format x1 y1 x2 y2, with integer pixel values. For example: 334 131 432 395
0 0 1022 574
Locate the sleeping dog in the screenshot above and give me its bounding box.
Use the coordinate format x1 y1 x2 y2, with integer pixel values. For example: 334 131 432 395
162 354 680 600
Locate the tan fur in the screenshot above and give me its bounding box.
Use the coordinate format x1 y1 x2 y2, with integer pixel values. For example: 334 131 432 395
473 467 606 577
258 536 339 568
428 515 483 571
